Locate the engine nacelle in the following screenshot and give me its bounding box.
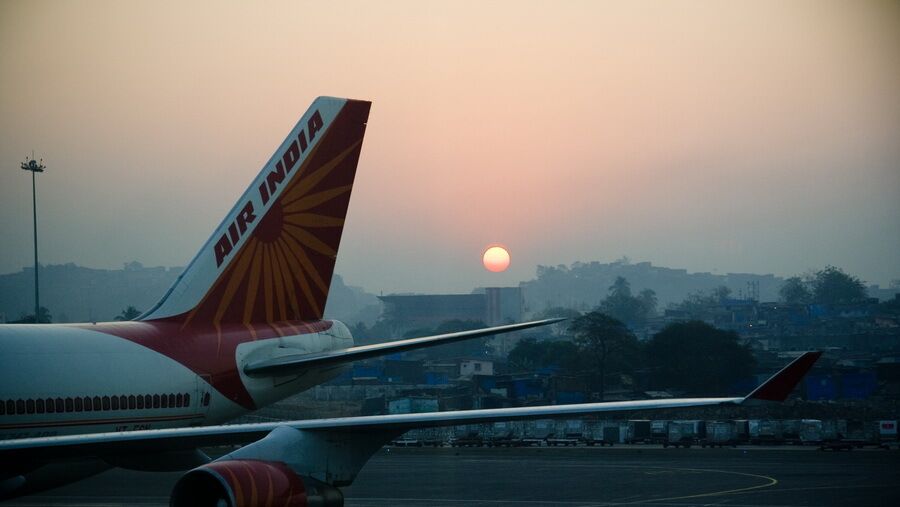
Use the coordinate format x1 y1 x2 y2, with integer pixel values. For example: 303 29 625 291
170 459 343 507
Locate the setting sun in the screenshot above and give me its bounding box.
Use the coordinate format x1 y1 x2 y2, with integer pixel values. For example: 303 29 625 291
482 246 511 273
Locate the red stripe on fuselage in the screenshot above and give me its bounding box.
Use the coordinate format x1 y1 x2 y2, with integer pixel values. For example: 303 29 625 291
75 319 332 410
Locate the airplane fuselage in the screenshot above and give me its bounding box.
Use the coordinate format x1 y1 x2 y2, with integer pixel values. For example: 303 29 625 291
0 320 353 440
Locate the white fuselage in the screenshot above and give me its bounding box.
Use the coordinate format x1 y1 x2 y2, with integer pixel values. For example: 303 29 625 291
0 321 353 440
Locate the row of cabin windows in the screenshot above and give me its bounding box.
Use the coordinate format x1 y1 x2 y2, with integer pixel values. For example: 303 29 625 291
0 393 198 416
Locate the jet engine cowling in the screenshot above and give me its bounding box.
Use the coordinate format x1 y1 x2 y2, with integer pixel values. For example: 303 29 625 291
170 459 343 507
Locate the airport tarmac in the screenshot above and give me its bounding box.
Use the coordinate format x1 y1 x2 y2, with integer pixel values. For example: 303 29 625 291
7 446 900 506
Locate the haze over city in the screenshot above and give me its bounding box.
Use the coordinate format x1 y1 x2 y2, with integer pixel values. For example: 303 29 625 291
1 0 898 295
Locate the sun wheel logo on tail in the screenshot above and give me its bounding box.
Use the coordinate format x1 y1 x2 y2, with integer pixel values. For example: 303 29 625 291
213 111 325 268
140 97 371 326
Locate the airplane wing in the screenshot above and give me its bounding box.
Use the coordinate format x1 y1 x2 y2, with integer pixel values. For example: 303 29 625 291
0 351 821 462
243 318 564 376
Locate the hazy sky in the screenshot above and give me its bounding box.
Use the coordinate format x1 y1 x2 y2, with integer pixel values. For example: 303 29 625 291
1 0 898 294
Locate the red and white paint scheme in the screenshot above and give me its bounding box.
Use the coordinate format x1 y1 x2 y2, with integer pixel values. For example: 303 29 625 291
0 97 822 506
1 97 369 440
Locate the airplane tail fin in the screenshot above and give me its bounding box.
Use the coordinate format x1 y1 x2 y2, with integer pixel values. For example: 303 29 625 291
140 97 371 326
742 351 822 403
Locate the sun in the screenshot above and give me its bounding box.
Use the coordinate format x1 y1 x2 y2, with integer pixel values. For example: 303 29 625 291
482 245 511 273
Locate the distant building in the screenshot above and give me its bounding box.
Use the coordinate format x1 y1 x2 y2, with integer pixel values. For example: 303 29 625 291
459 359 494 378
388 397 439 414
485 287 523 325
378 287 523 331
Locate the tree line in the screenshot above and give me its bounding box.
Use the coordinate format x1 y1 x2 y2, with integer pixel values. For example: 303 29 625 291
778 266 869 305
510 310 756 400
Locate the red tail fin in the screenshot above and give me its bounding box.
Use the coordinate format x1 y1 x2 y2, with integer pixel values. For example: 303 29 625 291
141 97 371 326
744 351 822 402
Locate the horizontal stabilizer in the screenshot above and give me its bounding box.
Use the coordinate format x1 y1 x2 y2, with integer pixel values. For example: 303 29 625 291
244 318 564 376
743 351 822 402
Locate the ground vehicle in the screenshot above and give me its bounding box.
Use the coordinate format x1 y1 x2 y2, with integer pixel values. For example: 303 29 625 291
663 421 694 448
626 420 652 444
450 431 485 447
702 421 737 448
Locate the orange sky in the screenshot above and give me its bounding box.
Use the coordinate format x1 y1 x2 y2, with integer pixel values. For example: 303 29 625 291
1 0 898 293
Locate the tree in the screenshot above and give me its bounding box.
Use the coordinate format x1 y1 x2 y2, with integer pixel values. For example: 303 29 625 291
536 306 582 336
638 289 658 318
599 277 654 327
115 306 142 321
879 294 900 315
672 285 731 316
644 321 756 396
13 306 52 324
712 285 732 303
811 266 867 305
779 276 812 304
507 338 580 373
569 311 641 401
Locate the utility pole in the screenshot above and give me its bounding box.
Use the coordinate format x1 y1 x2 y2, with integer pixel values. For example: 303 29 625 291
21 154 45 323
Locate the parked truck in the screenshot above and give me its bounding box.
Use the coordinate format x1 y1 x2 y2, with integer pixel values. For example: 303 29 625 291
650 420 668 444
799 419 823 445
702 421 737 447
664 421 699 448
522 420 554 447
626 420 652 444
732 419 750 444
749 419 783 445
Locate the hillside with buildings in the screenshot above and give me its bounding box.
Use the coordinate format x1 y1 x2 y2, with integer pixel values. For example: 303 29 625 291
0 263 381 325
519 259 898 315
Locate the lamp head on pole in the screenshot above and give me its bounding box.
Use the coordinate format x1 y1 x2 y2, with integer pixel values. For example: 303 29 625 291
21 157 45 173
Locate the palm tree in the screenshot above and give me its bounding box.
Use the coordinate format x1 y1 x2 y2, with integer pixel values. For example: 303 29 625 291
115 306 142 321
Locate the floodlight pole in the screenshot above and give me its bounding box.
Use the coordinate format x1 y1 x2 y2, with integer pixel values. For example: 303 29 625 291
21 155 45 323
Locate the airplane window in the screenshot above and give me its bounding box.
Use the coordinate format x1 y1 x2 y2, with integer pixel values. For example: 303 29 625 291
65 398 74 412
168 394 176 407
137 395 144 409
26 399 35 414
119 395 127 409
184 393 190 406
74 398 83 411
153 394 160 408
93 397 101 411
36 399 45 414
45 399 54 413
83 397 92 412
0 401 5 415
202 392 210 406
55 398 64 412
102 396 110 410
128 395 136 409
161 394 169 408
111 396 119 410
176 393 183 408
6 400 14 414
16 400 25 414
144 395 152 408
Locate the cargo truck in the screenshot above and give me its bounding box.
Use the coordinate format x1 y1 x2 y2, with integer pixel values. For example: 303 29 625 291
702 421 737 447
626 420 652 444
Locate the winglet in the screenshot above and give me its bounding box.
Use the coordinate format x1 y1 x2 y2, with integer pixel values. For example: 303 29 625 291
743 351 822 403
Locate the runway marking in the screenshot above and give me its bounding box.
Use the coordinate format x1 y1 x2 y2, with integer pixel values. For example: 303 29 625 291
735 483 893 495
360 461 780 506
346 466 778 507
613 466 778 504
